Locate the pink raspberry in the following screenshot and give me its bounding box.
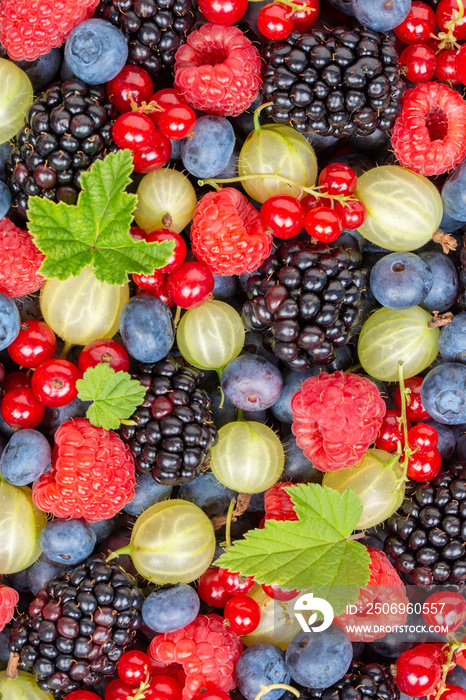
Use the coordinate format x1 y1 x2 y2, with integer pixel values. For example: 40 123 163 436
0 217 45 297
0 584 19 632
264 482 298 522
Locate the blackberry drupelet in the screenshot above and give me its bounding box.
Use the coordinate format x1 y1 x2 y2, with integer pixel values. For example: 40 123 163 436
242 240 369 370
261 25 405 137
6 80 119 218
95 0 194 77
9 555 143 696
119 356 218 485
306 662 399 700
385 463 466 588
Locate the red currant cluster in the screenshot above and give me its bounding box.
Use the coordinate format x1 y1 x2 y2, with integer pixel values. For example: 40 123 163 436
260 163 366 243
108 67 196 174
395 1 466 85
130 227 215 310
257 0 319 41
0 328 130 430
375 376 441 482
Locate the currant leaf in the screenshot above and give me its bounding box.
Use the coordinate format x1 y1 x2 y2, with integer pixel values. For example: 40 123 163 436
27 150 175 286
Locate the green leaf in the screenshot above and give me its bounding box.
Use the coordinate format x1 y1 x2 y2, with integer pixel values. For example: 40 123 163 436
28 150 175 286
76 363 146 430
216 484 371 616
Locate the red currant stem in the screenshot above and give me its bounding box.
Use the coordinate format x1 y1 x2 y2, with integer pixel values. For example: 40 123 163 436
6 652 19 680
254 684 300 700
436 642 466 700
253 101 274 132
436 0 464 49
106 545 132 563
275 0 314 14
225 497 237 548
173 305 182 328
397 360 414 484
198 174 352 205
132 676 153 700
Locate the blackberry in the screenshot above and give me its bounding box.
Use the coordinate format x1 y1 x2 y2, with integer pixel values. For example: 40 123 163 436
119 356 218 485
261 25 405 137
384 463 466 588
306 662 399 700
6 80 118 218
95 0 194 77
242 240 369 370
9 555 143 696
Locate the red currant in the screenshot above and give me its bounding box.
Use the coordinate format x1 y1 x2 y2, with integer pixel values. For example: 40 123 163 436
118 650 151 687
192 692 231 700
291 0 319 31
301 194 332 214
137 281 174 308
112 112 159 151
394 376 430 422
149 675 183 700
7 320 57 369
318 163 357 196
64 692 102 700
107 65 154 113
406 448 441 481
394 1 437 44
158 104 196 141
334 198 366 229
198 0 248 24
408 423 438 452
104 679 138 700
78 338 130 375
400 44 437 83
138 229 187 274
437 0 466 41
133 269 165 294
304 206 342 243
258 3 294 41
262 583 299 601
375 409 408 452
149 89 187 126
455 43 466 84
31 358 81 408
437 686 466 700
224 594 261 635
260 195 305 239
435 49 460 83
198 568 232 607
131 129 172 174
395 647 442 697
411 643 448 667
166 261 214 309
3 371 31 393
423 592 466 633
1 387 45 429
129 226 149 240
217 568 255 595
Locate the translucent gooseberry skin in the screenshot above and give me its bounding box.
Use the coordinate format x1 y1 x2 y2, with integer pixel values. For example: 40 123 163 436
126 500 216 584
0 669 54 699
0 59 33 143
0 482 46 574
210 421 284 493
134 167 197 233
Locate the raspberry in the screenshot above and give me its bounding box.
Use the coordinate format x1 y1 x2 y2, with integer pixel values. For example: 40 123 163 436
334 547 408 642
0 0 99 61
392 82 466 176
264 482 298 522
0 584 19 632
190 188 272 275
291 372 386 472
148 614 242 700
174 24 262 117
32 418 135 521
0 217 45 297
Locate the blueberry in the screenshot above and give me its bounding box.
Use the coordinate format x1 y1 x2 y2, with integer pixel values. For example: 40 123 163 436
235 643 290 700
282 434 321 483
119 295 175 363
370 252 433 309
447 665 466 691
181 116 235 179
17 48 61 91
123 472 173 517
65 19 128 85
39 519 96 565
327 0 355 14
272 368 319 423
439 313 466 362
442 158 466 222
27 555 64 596
0 181 11 220
421 363 466 425
285 624 352 688
425 420 455 460
178 472 236 518
439 208 464 233
170 139 182 161
347 128 390 154
142 584 200 632
0 429 51 486
222 354 283 411
0 292 20 351
88 515 120 544
351 0 411 32
419 251 459 313
40 397 90 436
213 275 237 301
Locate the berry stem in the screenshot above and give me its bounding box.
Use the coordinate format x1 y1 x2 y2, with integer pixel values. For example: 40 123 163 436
253 684 300 700
435 641 466 700
106 546 132 562
275 0 314 13
225 497 237 548
6 652 19 680
253 101 274 132
173 305 182 328
60 341 73 358
397 360 414 485
436 0 465 49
